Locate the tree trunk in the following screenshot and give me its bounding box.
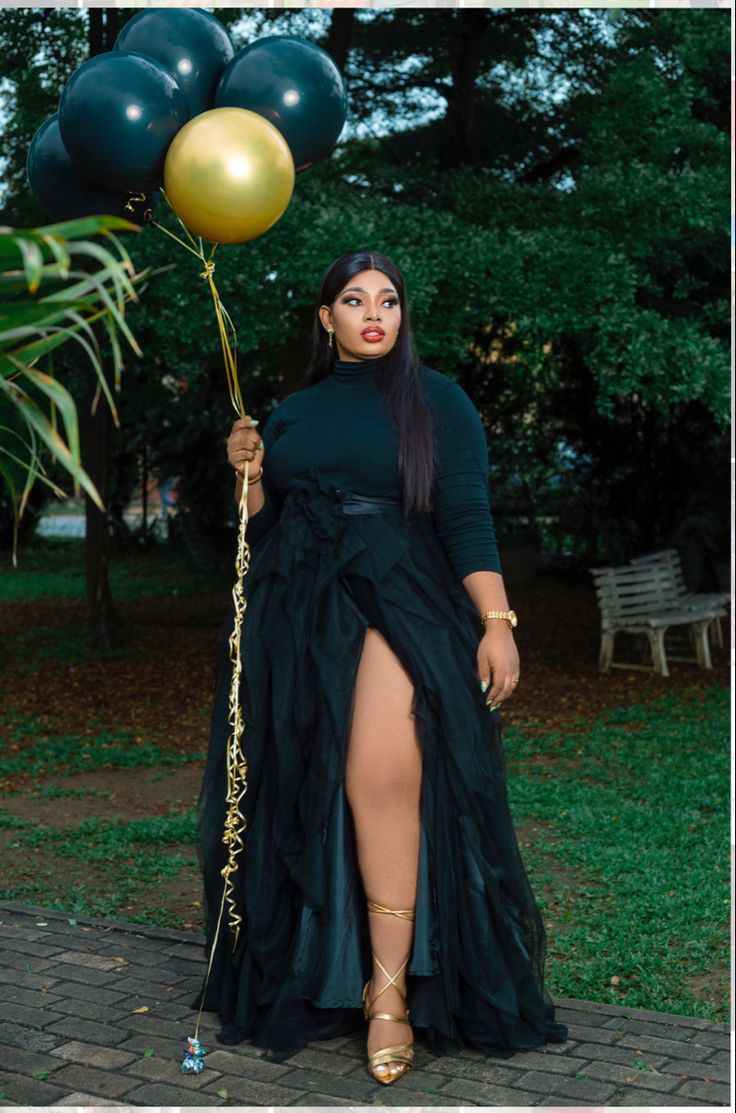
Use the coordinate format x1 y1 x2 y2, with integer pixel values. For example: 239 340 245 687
83 5 123 651
325 9 355 70
82 350 123 650
443 11 493 167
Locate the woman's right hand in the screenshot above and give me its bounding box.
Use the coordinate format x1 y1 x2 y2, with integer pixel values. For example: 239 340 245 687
227 416 264 479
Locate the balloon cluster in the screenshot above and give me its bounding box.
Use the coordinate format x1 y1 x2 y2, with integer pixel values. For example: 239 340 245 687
27 8 348 245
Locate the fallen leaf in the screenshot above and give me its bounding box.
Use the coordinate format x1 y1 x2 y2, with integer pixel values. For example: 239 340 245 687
216 1089 228 1099
132 1006 150 1014
610 975 621 985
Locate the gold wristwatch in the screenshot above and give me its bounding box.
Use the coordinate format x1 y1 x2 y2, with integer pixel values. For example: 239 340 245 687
480 609 518 631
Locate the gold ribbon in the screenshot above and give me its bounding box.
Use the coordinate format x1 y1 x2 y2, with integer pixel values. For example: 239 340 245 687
140 191 253 1043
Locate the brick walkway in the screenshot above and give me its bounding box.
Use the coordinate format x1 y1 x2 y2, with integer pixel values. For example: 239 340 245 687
0 901 731 1108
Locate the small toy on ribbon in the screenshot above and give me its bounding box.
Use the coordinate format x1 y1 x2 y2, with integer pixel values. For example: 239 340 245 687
181 1035 206 1074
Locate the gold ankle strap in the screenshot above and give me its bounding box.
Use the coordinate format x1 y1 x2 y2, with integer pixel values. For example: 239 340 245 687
367 899 416 921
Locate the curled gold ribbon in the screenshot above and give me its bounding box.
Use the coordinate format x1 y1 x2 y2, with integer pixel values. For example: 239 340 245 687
143 191 253 1042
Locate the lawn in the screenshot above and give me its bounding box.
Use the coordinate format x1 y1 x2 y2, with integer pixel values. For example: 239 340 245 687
0 538 729 1021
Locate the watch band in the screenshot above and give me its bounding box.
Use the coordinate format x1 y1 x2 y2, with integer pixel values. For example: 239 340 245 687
480 609 517 630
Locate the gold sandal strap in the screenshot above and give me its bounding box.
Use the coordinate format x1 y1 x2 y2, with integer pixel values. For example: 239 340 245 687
369 1042 414 1068
368 1010 410 1024
367 900 416 921
369 952 409 1010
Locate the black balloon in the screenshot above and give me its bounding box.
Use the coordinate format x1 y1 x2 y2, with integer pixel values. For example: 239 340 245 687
26 113 157 225
115 8 233 117
215 35 348 172
59 50 189 193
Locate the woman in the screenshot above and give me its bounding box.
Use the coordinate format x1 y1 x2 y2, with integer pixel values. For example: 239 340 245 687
193 250 568 1085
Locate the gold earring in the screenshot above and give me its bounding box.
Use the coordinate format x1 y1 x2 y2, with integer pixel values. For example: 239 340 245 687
328 328 334 348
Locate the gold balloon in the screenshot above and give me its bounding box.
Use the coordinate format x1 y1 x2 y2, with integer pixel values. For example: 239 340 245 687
163 107 295 244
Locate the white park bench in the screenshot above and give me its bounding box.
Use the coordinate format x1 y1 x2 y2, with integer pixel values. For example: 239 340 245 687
629 548 729 649
590 556 728 678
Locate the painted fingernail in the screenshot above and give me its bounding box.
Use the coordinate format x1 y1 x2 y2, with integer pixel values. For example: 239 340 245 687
480 680 488 693
488 702 500 711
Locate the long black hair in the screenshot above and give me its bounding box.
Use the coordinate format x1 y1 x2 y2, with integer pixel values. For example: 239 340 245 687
299 250 439 519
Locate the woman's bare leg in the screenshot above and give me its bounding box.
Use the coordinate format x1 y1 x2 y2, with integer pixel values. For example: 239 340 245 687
344 626 422 1079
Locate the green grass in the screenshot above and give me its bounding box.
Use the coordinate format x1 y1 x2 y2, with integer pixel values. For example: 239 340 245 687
505 684 730 1020
0 540 218 602
0 714 206 778
1 812 199 926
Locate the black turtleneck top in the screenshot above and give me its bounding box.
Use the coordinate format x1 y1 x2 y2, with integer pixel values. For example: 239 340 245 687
242 354 502 581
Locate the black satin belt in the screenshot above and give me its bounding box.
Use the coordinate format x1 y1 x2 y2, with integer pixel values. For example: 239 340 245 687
336 490 402 515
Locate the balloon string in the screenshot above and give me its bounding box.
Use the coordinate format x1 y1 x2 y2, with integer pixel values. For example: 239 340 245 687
145 191 252 959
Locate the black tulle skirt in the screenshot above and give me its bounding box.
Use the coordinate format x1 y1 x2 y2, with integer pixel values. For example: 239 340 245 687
191 467 568 1062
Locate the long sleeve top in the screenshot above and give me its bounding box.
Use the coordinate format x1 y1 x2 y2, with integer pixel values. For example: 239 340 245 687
238 354 503 581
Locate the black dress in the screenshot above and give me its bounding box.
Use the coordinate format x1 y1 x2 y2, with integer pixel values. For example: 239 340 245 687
192 354 568 1062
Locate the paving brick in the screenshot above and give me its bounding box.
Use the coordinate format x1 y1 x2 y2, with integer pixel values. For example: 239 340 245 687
0 1045 66 1077
204 1048 296 1079
558 1021 621 1046
0 1069 68 1105
434 1077 544 1105
46 997 129 1025
52 1092 121 1106
580 1059 681 1092
0 963 62 991
608 1089 714 1106
0 936 66 959
200 1071 351 1105
126 1053 216 1086
49 1040 139 1070
536 1099 592 1107
5 1000 55 1029
410 1054 530 1088
53 949 132 972
707 1049 732 1066
503 1050 592 1076
122 1081 222 1104
618 1031 715 1059
0 922 46 942
48 979 125 1007
602 1016 721 1042
3 984 63 1009
278 1067 378 1102
117 1032 194 1060
99 970 188 993
4 1020 62 1052
45 1015 133 1045
557 997 723 1029
50 1063 142 1099
118 1011 197 1040
278 1045 364 1076
675 1078 732 1105
571 1042 669 1068
51 1095 121 1104
513 1069 618 1104
553 1007 612 1026
161 956 205 977
658 1057 732 1083
688 1029 732 1050
33 959 123 987
285 1093 362 1106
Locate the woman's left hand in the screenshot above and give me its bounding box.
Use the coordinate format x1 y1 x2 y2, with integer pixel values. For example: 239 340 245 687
477 625 520 710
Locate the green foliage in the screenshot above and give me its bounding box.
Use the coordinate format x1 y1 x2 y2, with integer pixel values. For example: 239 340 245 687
0 8 728 569
0 216 149 557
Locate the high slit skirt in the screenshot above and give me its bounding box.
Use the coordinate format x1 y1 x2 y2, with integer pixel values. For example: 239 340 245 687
192 466 568 1061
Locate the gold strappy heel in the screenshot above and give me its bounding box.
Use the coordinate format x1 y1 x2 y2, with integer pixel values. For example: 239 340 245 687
362 899 416 1085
